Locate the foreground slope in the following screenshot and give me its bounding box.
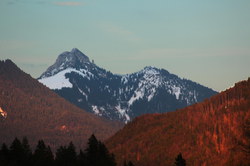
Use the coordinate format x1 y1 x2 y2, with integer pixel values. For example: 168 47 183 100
0 60 122 150
106 78 250 166
39 48 217 122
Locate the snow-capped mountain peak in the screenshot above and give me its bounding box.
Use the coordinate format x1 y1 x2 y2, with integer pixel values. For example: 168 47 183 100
58 48 90 65
38 48 217 123
40 48 91 79
141 66 160 74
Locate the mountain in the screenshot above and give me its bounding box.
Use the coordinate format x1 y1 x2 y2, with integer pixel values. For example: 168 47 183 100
106 78 250 166
0 59 122 151
39 48 217 123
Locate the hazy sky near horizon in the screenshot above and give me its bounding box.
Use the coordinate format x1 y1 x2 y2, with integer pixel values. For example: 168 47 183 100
0 0 250 91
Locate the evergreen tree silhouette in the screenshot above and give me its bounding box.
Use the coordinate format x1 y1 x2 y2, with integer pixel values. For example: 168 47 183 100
127 161 135 166
98 141 116 166
55 142 77 166
0 136 119 166
0 143 10 165
85 134 116 166
175 153 186 166
9 137 25 166
123 160 134 166
67 142 77 166
33 140 54 166
77 149 87 166
55 146 68 166
85 134 99 166
21 137 32 166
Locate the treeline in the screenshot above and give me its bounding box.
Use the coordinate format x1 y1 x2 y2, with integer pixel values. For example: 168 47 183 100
0 135 134 166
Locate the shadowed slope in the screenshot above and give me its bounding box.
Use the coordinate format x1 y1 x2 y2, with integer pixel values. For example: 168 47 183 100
0 59 122 151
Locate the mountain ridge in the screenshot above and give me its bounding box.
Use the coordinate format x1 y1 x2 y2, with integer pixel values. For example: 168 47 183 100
39 48 217 122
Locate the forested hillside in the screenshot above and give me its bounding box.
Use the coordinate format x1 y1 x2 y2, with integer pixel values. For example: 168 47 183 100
0 60 122 151
106 78 250 166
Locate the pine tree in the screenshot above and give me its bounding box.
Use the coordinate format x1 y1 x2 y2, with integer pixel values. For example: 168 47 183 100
85 134 116 166
55 146 67 166
98 141 116 166
21 137 32 166
55 142 77 166
0 136 119 166
33 140 54 166
123 160 134 166
175 153 186 166
9 137 25 166
127 161 134 166
77 149 87 166
0 143 10 165
85 134 99 166
67 142 77 166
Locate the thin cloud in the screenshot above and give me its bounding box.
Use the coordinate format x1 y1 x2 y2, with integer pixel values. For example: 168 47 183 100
0 40 35 50
54 1 83 6
104 24 132 36
101 23 141 42
127 47 250 61
4 0 22 5
3 0 52 5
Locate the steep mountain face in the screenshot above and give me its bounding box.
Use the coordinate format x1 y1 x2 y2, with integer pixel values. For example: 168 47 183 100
39 48 217 123
106 78 250 166
0 59 122 151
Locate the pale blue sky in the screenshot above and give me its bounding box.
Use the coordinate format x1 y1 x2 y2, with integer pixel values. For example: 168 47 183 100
0 0 250 91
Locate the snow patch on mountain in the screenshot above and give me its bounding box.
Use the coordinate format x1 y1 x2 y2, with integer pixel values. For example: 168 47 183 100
39 69 74 89
121 75 129 84
128 90 144 106
79 68 94 80
39 68 94 90
115 104 130 123
77 88 88 100
147 88 156 101
172 86 181 100
141 66 160 75
92 105 100 115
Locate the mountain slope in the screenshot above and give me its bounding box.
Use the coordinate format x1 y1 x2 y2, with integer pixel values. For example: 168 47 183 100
106 78 250 166
0 59 122 150
39 48 217 122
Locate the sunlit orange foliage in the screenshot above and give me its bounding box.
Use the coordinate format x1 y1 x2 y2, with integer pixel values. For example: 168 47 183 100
106 78 250 166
